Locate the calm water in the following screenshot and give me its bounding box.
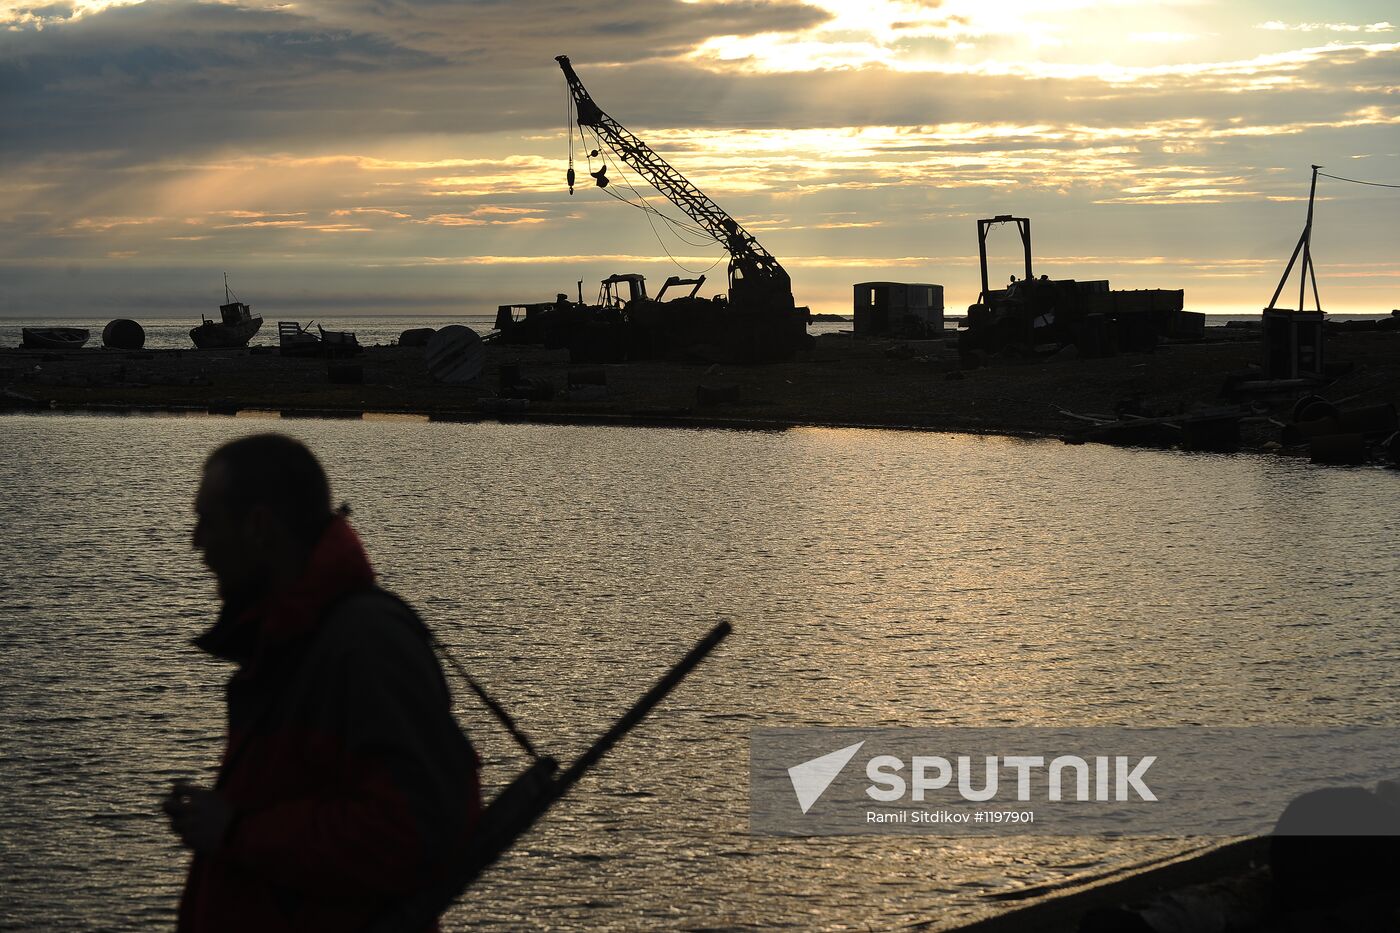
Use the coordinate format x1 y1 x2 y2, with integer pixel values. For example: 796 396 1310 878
1 414 1397 930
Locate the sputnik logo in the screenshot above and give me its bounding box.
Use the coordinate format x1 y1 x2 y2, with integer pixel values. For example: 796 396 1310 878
788 741 865 814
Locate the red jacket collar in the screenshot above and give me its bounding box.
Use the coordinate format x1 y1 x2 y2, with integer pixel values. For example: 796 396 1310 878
197 516 376 663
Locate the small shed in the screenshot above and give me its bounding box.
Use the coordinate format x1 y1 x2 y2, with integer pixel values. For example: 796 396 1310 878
853 282 944 337
1262 309 1325 379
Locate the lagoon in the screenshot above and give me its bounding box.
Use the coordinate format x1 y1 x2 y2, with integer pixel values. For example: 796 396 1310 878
1 413 1396 930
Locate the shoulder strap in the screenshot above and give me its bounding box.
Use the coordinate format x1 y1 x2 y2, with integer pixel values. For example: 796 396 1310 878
370 587 542 761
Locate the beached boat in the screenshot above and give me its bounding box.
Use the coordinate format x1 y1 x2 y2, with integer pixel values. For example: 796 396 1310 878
278 321 322 357
191 274 263 349
317 324 361 357
21 327 90 350
278 321 362 358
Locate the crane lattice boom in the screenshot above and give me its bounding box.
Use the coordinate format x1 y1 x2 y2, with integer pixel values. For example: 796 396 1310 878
556 55 793 312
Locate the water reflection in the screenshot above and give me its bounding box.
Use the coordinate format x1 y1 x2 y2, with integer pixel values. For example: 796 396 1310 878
0 414 1396 930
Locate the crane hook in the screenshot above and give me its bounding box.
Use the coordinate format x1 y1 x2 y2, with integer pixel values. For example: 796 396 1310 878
567 166 576 195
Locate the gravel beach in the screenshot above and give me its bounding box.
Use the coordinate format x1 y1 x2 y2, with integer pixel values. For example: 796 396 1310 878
4 328 1398 460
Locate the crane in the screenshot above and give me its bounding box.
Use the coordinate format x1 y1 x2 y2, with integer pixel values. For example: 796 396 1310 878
556 55 796 316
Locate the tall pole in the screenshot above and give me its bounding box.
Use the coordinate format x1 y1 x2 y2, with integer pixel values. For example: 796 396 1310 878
977 220 990 300
1265 165 1322 312
1299 164 1320 313
1021 218 1033 282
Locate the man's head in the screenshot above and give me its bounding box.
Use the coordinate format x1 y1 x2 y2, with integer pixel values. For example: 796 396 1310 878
193 434 333 602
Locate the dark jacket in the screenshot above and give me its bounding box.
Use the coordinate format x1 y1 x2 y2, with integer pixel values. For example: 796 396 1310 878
178 517 481 932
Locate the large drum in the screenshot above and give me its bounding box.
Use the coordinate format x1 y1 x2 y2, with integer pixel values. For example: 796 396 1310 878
102 319 146 350
425 325 484 385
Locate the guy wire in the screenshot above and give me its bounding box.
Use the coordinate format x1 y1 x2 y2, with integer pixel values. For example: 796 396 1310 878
1317 171 1400 189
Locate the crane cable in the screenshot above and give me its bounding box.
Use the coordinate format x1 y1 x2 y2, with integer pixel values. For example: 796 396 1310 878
604 161 726 274
562 84 725 276
576 118 595 182
565 89 714 245
565 86 576 195
602 184 726 276
581 125 726 276
587 126 716 244
602 179 726 276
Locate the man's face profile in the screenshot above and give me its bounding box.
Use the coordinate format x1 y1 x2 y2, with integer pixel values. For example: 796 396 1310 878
192 459 259 602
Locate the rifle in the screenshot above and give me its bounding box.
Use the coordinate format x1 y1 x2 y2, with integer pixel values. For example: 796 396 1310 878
368 621 732 932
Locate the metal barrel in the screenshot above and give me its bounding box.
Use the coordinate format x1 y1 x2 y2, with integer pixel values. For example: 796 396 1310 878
425 325 485 385
398 327 436 348
102 319 145 350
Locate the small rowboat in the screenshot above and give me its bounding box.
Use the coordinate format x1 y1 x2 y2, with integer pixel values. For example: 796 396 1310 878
21 327 90 350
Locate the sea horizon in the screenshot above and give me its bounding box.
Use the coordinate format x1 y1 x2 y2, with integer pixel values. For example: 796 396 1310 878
4 309 1394 321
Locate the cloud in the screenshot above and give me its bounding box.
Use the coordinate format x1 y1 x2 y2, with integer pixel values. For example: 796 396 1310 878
0 0 837 168
5 2 1397 166
2 0 1398 317
1129 31 1198 44
420 208 548 227
1257 21 1394 34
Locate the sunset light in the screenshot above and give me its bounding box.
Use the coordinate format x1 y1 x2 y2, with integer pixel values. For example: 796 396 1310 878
1 0 1396 315
4 5 1400 932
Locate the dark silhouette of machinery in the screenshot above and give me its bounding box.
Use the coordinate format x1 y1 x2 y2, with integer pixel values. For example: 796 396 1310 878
493 272 715 363
960 215 1190 357
556 55 809 361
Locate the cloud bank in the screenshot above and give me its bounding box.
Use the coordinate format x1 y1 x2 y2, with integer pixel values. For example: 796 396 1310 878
2 0 1396 316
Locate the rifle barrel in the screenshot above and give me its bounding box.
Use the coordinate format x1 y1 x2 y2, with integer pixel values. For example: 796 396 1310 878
369 621 733 932
556 621 732 793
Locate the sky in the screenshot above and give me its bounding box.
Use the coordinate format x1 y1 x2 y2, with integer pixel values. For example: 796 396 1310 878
1 0 1396 319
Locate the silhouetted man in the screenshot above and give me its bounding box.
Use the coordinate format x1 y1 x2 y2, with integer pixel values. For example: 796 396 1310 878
164 433 480 932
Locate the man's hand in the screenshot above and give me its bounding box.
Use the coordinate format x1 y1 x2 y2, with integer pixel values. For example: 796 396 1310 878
162 781 234 853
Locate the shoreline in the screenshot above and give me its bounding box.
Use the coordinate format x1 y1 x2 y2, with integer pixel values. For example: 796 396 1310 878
3 330 1397 463
6 399 1060 444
